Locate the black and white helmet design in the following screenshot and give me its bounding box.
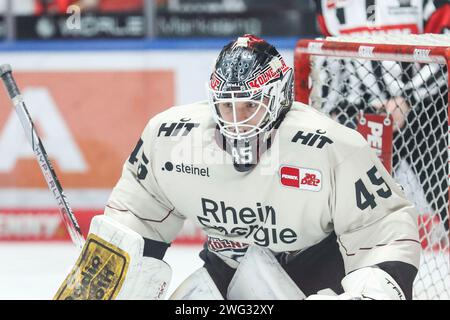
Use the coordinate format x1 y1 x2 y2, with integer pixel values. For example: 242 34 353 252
207 34 294 141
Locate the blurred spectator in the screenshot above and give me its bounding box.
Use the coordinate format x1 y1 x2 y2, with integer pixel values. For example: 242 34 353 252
35 0 74 15
77 0 143 13
35 0 143 15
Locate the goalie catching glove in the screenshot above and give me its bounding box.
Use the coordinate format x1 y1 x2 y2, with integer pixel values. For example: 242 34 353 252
54 215 171 300
306 266 406 300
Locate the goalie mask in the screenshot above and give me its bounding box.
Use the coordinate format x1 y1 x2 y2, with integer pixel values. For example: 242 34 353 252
207 34 294 171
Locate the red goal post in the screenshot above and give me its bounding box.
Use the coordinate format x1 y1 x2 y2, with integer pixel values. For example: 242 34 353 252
294 34 449 300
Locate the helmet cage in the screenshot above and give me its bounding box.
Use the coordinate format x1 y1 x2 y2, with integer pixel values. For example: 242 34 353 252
207 81 281 140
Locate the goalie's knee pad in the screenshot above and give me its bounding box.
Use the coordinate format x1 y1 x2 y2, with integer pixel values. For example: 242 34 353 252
169 267 224 300
227 245 306 300
54 215 171 300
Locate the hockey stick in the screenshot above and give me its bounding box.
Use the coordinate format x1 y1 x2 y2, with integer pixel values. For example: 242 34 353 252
0 64 85 250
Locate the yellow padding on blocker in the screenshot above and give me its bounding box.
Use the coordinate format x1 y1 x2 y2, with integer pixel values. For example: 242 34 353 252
54 234 130 300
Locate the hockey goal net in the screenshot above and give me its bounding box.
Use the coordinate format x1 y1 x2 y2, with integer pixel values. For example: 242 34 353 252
294 33 450 300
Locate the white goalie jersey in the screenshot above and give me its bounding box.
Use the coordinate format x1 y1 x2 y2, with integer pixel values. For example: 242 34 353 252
104 101 420 287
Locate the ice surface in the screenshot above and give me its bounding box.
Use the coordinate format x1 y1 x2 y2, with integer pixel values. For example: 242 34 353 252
0 242 204 300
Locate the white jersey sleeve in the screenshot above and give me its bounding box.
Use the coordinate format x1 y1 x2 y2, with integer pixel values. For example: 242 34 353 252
331 131 421 273
104 112 185 243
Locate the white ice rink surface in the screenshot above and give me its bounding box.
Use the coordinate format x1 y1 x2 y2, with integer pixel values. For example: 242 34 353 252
0 242 204 300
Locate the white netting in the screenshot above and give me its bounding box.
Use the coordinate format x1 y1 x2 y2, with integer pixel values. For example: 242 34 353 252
297 34 450 300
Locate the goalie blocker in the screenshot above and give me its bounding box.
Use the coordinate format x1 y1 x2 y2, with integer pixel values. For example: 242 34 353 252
54 215 172 300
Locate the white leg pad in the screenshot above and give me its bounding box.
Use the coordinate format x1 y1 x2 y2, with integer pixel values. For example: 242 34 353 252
169 267 224 300
55 215 171 300
227 245 306 300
